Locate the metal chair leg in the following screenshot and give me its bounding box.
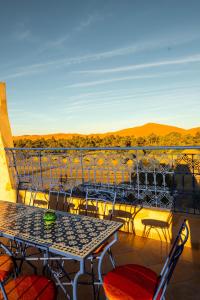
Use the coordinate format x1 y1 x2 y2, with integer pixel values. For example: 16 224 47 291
90 257 96 299
107 248 115 268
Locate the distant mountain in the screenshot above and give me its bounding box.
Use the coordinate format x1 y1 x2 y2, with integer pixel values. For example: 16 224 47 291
106 123 186 137
13 123 200 140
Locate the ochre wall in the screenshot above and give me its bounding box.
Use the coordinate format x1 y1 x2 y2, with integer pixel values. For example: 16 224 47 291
0 83 16 202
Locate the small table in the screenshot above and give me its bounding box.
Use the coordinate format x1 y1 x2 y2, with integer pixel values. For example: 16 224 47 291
0 200 122 299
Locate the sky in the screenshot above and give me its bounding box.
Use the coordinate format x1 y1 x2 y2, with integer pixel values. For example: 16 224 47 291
0 0 200 135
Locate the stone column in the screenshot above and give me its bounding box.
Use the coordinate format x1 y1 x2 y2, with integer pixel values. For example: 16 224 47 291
0 82 16 202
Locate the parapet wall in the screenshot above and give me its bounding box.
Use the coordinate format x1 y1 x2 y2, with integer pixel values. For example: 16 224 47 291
20 190 199 249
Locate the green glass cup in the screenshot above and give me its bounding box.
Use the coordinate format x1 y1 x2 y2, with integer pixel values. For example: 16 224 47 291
43 210 57 225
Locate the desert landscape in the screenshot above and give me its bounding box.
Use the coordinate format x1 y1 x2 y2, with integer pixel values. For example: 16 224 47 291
13 122 200 140
13 123 200 149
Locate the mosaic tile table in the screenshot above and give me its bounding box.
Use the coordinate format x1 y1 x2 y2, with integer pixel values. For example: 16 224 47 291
0 200 122 299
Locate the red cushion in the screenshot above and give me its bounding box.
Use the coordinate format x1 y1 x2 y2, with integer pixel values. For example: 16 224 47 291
103 264 160 300
0 275 56 300
0 255 14 281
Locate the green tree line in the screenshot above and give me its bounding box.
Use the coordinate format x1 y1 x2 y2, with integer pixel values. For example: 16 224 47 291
14 132 200 148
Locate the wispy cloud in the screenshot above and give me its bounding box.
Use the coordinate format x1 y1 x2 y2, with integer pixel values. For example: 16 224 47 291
65 85 200 105
75 14 104 32
58 89 200 115
3 67 44 80
71 32 200 61
3 34 200 80
67 74 163 88
46 84 200 113
38 34 70 52
66 83 200 100
38 13 105 52
66 71 187 88
40 29 200 58
76 53 200 75
65 84 200 104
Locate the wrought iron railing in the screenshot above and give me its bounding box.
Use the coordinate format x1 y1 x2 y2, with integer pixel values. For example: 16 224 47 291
5 146 200 214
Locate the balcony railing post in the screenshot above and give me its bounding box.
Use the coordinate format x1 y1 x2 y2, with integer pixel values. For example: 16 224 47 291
39 150 43 190
80 152 84 186
135 150 140 200
10 149 19 188
172 154 176 212
191 154 196 214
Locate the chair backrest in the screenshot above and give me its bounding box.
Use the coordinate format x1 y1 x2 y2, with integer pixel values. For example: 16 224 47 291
153 219 189 300
29 186 37 206
48 184 73 211
29 185 49 208
85 188 117 219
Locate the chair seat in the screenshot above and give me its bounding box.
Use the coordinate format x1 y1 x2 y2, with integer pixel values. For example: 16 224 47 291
103 264 160 300
142 219 169 228
0 275 56 300
0 255 14 281
79 204 97 214
33 199 48 207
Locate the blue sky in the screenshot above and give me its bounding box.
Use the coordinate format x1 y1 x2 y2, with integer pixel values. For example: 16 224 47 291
0 0 200 135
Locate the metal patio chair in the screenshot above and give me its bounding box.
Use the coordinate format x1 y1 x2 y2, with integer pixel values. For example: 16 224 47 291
0 243 57 300
141 213 173 243
48 183 74 212
29 185 49 208
79 188 116 220
109 205 142 234
103 219 189 300
78 189 117 297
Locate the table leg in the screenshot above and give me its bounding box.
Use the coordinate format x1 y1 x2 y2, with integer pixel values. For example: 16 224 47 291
72 260 84 300
97 232 118 283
